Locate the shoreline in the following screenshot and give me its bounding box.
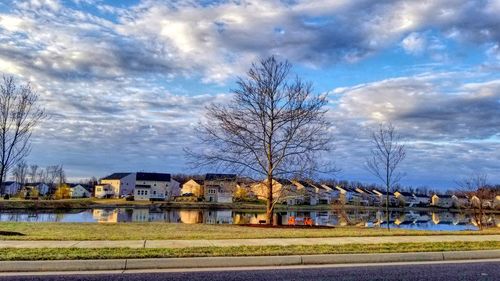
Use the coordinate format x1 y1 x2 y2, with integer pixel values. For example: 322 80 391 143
0 199 499 214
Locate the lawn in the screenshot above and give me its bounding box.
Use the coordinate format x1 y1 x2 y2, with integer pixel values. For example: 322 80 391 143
1 222 499 241
0 241 498 260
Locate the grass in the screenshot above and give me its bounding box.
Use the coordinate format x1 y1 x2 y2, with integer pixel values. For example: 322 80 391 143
1 222 499 241
0 241 498 261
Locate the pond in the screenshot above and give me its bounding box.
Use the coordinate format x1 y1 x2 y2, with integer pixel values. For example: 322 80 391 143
1 208 498 231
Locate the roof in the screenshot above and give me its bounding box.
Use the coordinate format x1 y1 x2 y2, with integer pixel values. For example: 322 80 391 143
69 184 91 192
102 173 132 180
136 172 171 182
434 194 453 198
205 173 237 181
1 181 19 186
396 191 413 197
414 193 429 198
135 184 151 189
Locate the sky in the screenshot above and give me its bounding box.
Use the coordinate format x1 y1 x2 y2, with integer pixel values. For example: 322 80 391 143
0 0 499 189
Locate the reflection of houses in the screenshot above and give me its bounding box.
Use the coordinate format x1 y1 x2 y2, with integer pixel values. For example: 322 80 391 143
179 210 203 224
133 172 180 201
430 194 453 208
1 181 21 196
98 173 135 198
181 179 204 197
92 209 131 223
252 178 299 205
204 174 236 203
431 212 454 224
204 210 233 224
69 184 91 198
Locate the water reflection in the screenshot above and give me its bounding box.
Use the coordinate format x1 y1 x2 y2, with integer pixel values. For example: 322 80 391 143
1 208 499 231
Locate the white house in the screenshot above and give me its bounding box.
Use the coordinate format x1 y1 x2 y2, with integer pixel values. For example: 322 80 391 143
134 172 180 201
331 185 358 205
69 184 92 198
1 181 21 196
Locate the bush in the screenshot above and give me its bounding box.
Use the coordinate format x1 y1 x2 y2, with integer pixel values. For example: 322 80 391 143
125 195 134 201
3 194 10 200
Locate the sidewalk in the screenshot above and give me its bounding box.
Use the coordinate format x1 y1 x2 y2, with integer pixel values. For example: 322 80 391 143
1 235 499 248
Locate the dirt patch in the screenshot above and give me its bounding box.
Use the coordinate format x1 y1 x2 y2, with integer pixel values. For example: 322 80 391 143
238 224 334 229
0 231 25 236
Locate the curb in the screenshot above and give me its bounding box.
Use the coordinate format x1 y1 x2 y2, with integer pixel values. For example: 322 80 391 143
0 250 499 272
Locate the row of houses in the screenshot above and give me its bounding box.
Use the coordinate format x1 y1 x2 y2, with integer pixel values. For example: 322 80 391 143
3 172 499 209
1 181 92 199
179 176 500 209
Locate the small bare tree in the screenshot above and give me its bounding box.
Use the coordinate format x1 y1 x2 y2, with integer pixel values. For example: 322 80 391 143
366 122 406 230
11 161 29 186
456 173 494 230
0 76 46 194
186 56 332 225
29 164 39 183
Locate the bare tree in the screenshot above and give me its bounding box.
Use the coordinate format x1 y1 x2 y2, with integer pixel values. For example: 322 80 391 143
186 56 332 225
456 173 495 230
29 164 39 183
366 122 406 230
0 76 46 194
11 161 29 186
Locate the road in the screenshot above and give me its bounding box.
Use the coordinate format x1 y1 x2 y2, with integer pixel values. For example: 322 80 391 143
0 261 499 281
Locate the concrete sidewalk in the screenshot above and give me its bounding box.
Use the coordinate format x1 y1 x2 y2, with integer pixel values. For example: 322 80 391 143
1 235 499 248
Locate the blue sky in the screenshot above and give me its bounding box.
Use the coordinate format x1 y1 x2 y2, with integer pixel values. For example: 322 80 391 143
0 0 499 189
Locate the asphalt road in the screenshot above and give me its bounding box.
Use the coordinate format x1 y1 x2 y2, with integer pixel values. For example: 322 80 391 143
1 261 499 281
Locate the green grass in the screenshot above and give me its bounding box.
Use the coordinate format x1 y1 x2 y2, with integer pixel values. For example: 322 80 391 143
0 241 498 261
1 222 499 241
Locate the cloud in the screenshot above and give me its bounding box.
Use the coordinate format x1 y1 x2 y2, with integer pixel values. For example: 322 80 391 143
330 73 500 186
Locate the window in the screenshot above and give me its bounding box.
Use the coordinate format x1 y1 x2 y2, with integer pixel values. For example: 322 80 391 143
97 187 102 192
153 190 156 195
145 190 148 195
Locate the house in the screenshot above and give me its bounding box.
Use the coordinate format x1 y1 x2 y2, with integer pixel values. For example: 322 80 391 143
24 183 50 196
134 172 180 201
251 178 299 205
94 183 114 198
430 194 453 208
1 181 21 196
100 173 135 198
320 184 340 204
495 195 500 210
413 193 430 206
372 189 398 206
181 179 204 197
451 194 469 208
291 180 318 205
69 184 91 198
330 185 358 205
204 173 236 203
393 191 418 207
357 188 380 206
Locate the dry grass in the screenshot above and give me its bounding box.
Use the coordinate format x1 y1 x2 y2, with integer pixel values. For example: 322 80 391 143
1 222 499 241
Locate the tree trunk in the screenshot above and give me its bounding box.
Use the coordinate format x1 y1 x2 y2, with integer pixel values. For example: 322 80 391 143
266 174 274 225
0 166 4 195
386 185 390 231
